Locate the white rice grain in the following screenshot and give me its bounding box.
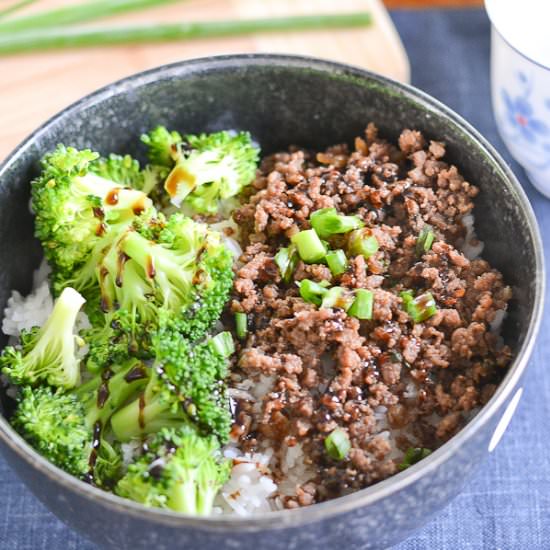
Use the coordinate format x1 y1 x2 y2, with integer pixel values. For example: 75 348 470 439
490 309 507 334
218 448 277 516
461 214 485 260
2 279 53 337
121 441 143 467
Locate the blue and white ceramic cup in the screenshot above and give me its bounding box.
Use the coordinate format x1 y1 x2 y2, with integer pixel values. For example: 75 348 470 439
486 0 550 198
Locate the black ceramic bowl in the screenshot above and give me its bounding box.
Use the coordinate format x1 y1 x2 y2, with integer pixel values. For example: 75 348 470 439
0 55 544 550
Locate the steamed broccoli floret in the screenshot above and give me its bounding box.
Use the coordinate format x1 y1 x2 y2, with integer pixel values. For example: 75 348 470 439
31 144 154 294
141 126 183 167
115 426 230 516
98 213 234 342
11 385 92 477
75 357 150 429
142 127 259 214
81 315 129 374
11 358 149 482
0 287 85 389
90 153 161 195
82 309 146 373
94 438 124 489
110 326 234 443
165 131 259 214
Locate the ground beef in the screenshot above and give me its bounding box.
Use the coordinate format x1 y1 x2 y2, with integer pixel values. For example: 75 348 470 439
228 124 512 507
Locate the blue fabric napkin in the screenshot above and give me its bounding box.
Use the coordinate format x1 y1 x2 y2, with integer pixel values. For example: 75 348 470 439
1 8 549 549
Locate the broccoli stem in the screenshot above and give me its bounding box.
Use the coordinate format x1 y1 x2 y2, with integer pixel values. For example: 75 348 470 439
196 479 218 516
100 239 157 318
168 472 199 515
114 427 230 515
0 0 180 33
18 287 84 389
0 13 372 55
110 390 186 441
45 287 86 334
119 231 194 307
77 359 150 428
78 173 151 222
119 231 171 277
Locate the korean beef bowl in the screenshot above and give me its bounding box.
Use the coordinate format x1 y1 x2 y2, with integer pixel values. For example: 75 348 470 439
0 55 544 550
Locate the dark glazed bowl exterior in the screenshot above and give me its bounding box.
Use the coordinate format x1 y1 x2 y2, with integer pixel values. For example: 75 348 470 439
0 55 544 550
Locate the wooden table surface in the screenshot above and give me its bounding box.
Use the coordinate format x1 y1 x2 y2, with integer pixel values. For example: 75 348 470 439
0 0 483 160
385 0 481 6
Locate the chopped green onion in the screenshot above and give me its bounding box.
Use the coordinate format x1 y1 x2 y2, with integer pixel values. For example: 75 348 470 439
274 245 299 284
291 229 327 263
401 290 438 323
209 332 235 357
348 229 379 259
321 287 342 308
321 287 354 311
235 312 248 340
326 249 348 276
324 428 351 460
398 447 432 471
298 279 329 306
416 225 435 257
348 289 374 320
401 289 414 301
310 207 364 239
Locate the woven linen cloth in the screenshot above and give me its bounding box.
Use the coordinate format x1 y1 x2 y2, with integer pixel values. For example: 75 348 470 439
1 8 549 549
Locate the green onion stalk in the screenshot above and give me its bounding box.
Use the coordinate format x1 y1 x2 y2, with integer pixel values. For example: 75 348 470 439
398 447 432 471
298 279 330 306
0 13 373 55
0 0 39 21
324 428 350 460
0 0 182 33
348 289 373 320
291 229 327 264
274 245 299 284
348 229 379 259
325 249 348 276
310 207 363 239
234 312 248 340
401 290 438 323
416 225 435 257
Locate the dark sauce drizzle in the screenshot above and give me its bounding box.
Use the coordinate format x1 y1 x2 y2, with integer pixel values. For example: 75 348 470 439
124 363 148 383
105 188 119 205
97 368 114 409
146 255 156 278
138 393 146 429
116 252 130 287
83 420 102 485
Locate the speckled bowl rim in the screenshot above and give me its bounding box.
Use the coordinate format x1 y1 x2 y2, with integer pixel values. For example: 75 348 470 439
0 54 545 532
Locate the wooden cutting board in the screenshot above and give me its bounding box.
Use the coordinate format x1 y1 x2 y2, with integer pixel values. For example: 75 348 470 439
0 0 409 160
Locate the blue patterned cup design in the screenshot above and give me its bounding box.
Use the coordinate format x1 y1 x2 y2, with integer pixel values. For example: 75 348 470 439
489 20 550 197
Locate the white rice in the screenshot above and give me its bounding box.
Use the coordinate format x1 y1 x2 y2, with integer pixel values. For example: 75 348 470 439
121 440 143 467
227 387 255 402
1 260 91 343
210 218 243 260
1 266 53 338
461 213 485 260
490 309 507 334
217 447 277 516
